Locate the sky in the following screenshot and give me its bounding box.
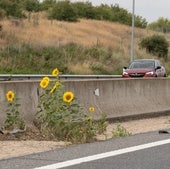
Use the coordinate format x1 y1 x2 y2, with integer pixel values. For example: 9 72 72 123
70 0 170 23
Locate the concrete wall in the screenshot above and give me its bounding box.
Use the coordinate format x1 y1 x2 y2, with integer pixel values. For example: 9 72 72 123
64 78 170 120
0 78 170 125
0 81 39 125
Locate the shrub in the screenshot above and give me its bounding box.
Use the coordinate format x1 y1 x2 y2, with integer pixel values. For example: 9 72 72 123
139 34 169 59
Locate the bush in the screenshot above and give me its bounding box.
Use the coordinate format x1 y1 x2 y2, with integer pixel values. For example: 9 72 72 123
139 34 169 59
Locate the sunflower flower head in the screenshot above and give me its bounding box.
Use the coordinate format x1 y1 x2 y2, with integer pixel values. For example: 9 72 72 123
63 91 74 103
6 90 15 102
89 107 95 112
52 68 59 77
42 77 50 83
40 77 50 89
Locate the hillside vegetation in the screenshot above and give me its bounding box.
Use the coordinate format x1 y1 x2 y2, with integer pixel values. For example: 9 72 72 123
0 13 170 75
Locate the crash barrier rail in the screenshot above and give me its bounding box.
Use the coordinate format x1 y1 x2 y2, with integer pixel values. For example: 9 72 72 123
0 74 122 81
0 78 169 124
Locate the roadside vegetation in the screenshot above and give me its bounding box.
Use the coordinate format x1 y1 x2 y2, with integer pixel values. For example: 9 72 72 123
1 15 170 75
0 0 169 143
2 68 108 143
0 0 170 75
2 67 131 143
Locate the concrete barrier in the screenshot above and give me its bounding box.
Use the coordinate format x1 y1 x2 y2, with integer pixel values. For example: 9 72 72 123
0 81 39 124
64 78 170 120
0 78 170 125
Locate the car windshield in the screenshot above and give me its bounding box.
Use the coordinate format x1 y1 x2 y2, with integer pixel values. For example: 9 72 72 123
129 60 155 69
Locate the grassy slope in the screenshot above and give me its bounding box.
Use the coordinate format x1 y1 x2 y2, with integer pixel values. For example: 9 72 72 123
1 13 170 74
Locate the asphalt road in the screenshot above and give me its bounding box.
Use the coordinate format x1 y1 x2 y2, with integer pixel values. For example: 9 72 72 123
0 130 170 169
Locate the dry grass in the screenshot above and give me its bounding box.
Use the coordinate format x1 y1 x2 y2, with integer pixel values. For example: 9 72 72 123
1 13 148 51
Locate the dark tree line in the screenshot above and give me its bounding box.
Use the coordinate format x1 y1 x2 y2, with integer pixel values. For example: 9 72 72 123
0 0 147 28
0 0 40 18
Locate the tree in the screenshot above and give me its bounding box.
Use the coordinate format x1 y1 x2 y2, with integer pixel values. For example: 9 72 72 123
40 0 56 11
49 0 78 22
24 0 40 12
94 4 112 20
23 0 40 22
72 1 95 19
147 17 170 33
135 15 147 28
110 4 147 28
0 0 25 18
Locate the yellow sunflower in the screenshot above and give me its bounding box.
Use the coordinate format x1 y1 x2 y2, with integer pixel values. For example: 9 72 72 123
40 77 50 89
89 107 95 112
42 77 50 82
63 91 74 103
52 68 59 77
50 82 60 93
6 90 15 102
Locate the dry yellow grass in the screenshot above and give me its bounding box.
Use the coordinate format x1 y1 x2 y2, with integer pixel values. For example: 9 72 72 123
1 13 148 51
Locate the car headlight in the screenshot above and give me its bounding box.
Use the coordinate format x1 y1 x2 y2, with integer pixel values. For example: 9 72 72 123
123 72 128 75
146 71 154 75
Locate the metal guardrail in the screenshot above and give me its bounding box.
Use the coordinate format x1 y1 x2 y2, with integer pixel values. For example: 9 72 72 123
0 74 122 81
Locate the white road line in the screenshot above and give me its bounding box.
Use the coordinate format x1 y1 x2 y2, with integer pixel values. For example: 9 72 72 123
34 139 170 169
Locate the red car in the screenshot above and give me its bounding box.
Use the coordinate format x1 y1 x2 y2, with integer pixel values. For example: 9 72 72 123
122 59 167 78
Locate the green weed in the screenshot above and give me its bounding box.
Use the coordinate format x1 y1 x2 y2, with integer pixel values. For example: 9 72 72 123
112 124 131 138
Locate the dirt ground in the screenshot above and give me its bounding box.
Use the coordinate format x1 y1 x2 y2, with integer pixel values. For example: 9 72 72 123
0 115 170 160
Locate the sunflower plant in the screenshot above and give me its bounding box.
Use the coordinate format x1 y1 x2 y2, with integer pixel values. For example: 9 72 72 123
36 68 107 143
4 90 25 130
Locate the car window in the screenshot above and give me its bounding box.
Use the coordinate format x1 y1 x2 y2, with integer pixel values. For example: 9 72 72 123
155 60 161 67
129 60 154 69
144 61 154 68
129 62 140 68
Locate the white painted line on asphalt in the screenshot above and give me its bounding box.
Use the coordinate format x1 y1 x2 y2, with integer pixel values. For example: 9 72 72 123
34 139 170 169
